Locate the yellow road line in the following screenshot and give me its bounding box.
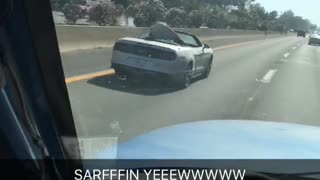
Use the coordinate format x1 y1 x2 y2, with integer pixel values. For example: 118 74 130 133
65 69 115 84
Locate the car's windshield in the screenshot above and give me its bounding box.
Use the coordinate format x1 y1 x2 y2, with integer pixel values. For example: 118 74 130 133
141 31 201 47
138 27 200 47
139 31 181 46
50 0 320 162
176 32 202 47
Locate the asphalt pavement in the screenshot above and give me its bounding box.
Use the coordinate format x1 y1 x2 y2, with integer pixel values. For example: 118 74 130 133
64 36 319 143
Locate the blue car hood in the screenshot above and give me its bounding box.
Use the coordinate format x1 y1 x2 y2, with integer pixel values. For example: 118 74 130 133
90 120 320 174
96 120 320 159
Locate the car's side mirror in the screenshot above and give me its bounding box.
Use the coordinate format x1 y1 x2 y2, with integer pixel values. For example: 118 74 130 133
202 44 210 51
203 44 210 49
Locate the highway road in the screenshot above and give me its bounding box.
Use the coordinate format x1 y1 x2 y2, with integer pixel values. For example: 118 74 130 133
63 35 320 144
61 34 282 77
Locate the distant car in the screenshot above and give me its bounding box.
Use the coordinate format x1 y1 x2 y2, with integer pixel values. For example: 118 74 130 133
308 33 320 45
111 23 214 88
297 30 306 37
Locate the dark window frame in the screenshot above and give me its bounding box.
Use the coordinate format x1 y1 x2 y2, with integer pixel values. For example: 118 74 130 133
22 0 81 163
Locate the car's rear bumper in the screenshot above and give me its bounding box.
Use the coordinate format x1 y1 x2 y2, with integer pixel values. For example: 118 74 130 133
111 51 188 75
309 38 320 44
111 63 183 80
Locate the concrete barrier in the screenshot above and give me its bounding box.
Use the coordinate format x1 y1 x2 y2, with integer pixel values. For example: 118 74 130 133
55 25 279 52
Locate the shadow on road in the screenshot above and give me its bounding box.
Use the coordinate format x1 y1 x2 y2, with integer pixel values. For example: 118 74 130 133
87 75 184 96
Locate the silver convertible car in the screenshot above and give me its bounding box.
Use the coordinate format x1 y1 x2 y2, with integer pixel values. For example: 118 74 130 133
309 32 320 45
111 23 214 88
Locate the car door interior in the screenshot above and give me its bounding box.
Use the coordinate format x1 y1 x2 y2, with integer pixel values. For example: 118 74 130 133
202 44 212 67
193 37 207 73
194 46 206 75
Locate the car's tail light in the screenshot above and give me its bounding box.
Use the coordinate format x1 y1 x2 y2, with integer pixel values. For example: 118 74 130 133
114 42 176 61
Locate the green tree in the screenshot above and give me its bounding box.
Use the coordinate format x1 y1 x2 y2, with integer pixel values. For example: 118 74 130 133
165 8 187 28
224 13 238 28
126 4 138 17
200 0 259 29
203 6 228 28
124 4 138 25
229 9 251 29
188 10 203 28
181 0 202 12
133 0 167 27
203 0 255 10
310 24 317 31
105 0 316 32
161 0 183 9
267 11 278 21
89 0 118 26
277 10 295 28
237 0 255 10
62 3 81 24
248 3 268 30
292 16 312 30
51 0 70 11
111 0 131 8
115 4 126 16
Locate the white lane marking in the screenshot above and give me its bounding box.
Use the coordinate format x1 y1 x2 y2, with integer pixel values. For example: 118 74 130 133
247 84 264 102
292 47 297 49
260 69 278 83
283 53 290 58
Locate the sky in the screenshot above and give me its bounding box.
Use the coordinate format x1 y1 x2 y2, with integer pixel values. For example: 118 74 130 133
255 0 320 26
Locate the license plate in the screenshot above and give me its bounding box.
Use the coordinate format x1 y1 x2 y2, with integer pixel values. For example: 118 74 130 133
128 57 152 68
